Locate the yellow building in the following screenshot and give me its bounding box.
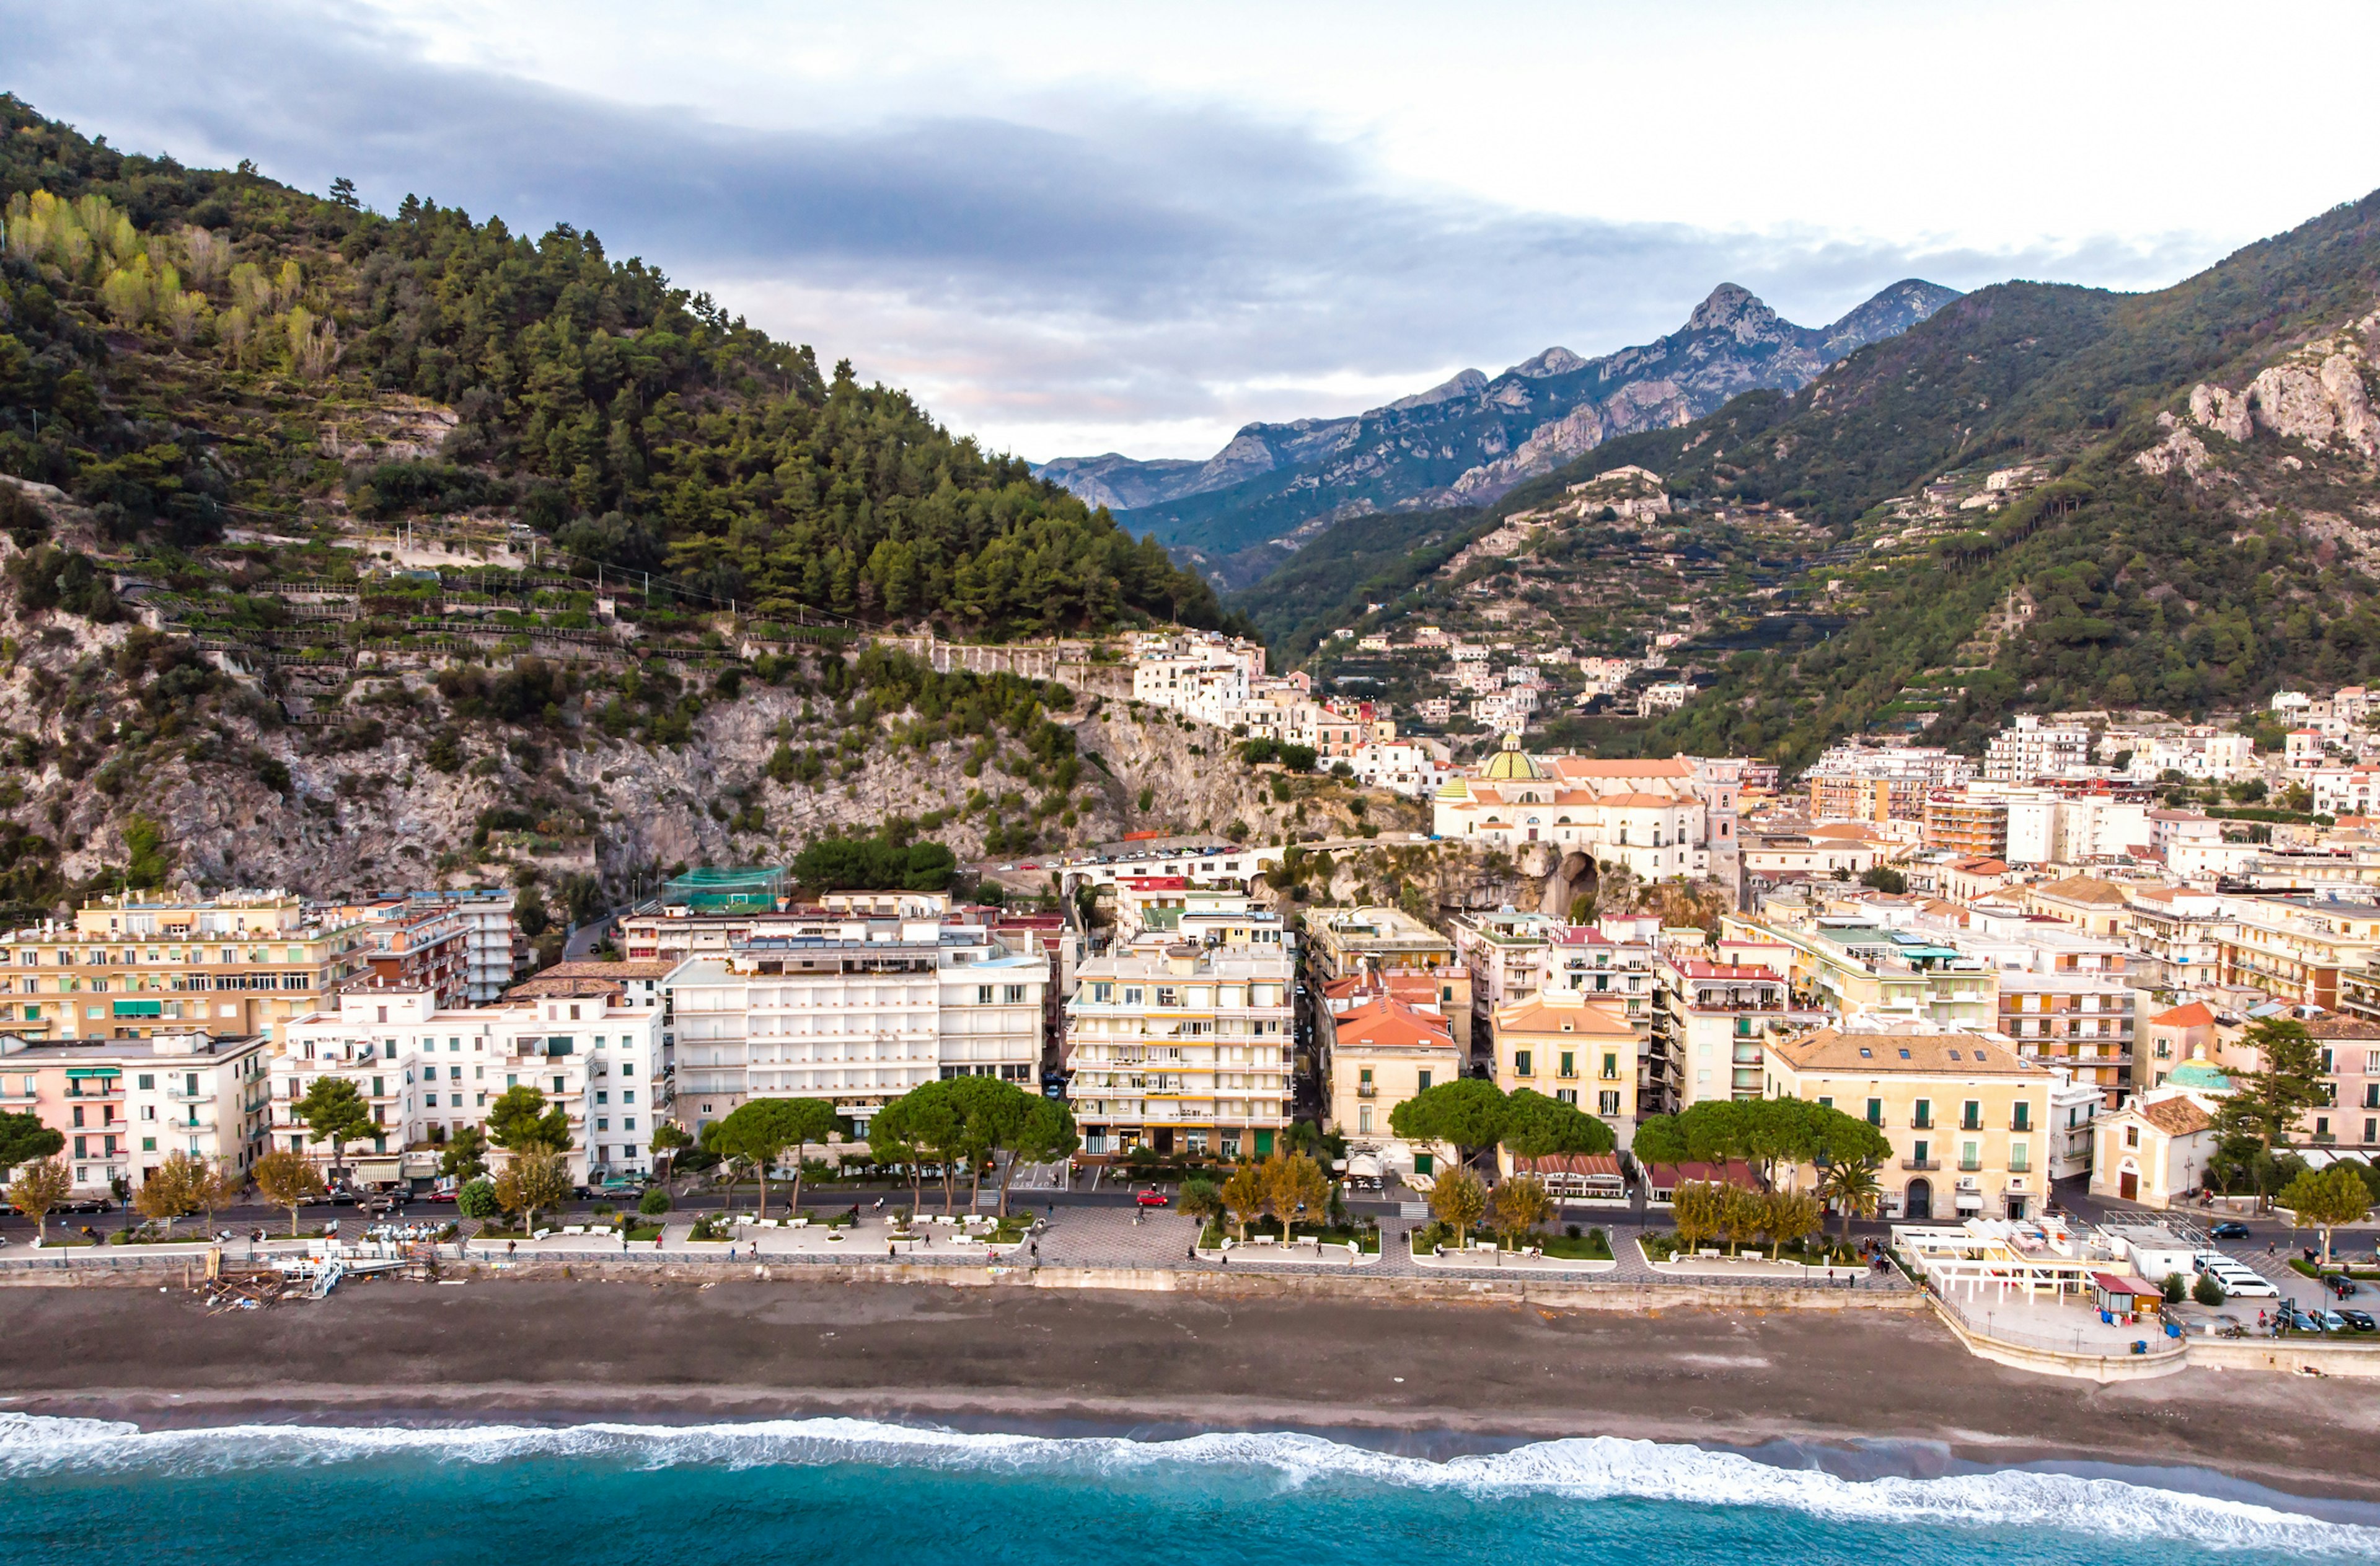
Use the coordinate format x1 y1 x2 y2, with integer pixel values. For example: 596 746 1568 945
0 893 374 1044
1492 989 1640 1126
1763 1024 2054 1223
1321 991 1460 1177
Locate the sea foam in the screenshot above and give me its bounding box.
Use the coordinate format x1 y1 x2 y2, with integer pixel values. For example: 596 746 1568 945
0 1413 2366 1557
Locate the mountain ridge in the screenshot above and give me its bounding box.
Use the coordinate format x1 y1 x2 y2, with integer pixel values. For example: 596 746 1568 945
1036 278 1960 561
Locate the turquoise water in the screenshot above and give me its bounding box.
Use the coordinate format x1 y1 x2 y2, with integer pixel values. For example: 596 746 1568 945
0 1416 2371 1564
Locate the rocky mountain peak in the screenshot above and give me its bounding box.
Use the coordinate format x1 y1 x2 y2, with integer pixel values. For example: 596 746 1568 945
1387 367 1490 412
1685 283 1784 341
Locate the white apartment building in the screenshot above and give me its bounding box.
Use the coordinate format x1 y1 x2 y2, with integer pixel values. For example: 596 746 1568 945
2311 766 2380 818
1347 738 1456 798
665 921 1047 1140
1063 943 1294 1159
275 984 668 1185
2107 727 2255 782
1983 715 2091 782
0 1030 274 1200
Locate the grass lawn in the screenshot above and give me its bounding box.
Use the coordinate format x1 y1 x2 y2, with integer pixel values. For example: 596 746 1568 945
1537 1229 1613 1261
623 1223 663 1243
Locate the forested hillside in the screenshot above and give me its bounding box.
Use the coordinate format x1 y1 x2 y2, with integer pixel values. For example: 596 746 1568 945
0 94 1232 639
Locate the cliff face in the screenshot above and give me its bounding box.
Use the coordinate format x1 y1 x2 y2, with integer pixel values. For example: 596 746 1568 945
1035 279 1959 564
0 515 1284 906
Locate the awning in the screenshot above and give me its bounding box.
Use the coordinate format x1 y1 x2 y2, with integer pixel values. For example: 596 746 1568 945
111 1000 162 1018
64 1066 121 1078
1955 1192 1985 1211
353 1157 403 1183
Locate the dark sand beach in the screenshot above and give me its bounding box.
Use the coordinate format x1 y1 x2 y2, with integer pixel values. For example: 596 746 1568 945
6 1280 2376 1500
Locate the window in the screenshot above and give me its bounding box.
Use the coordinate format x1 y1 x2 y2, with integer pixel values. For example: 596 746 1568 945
1558 1051 1576 1079
1598 1090 1621 1116
141 1136 156 1152
1417 1070 1432 1093
1866 1098 1882 1126
1005 985 1026 1004
1600 1052 1618 1081
1358 1105 1373 1135
2124 1125 2139 1149
977 986 994 1005
137 1073 154 1090
1960 1100 1981 1131
2012 1102 2032 1131
1911 1100 1933 1130
1959 1141 1981 1172
1093 983 1113 1003
2008 1142 2029 1173
1513 1050 1532 1077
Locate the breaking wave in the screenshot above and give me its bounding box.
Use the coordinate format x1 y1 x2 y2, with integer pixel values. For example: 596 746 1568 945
0 1414 2365 1556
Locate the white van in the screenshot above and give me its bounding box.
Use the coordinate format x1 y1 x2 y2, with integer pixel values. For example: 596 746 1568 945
2195 1252 2279 1298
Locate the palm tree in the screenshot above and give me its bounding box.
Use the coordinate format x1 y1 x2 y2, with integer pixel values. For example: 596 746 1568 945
1817 1159 1882 1241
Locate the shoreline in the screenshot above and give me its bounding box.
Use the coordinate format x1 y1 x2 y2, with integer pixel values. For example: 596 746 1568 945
7 1278 2379 1505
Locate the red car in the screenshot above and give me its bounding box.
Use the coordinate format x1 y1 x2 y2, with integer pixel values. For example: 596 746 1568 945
1135 1188 1170 1208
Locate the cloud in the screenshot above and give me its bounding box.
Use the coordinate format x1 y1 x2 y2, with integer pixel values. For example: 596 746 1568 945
1 1 2240 459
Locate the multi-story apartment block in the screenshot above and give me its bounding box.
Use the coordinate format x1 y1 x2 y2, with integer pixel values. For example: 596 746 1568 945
1063 944 1294 1159
0 892 374 1046
1722 911 1996 1031
1764 1022 2055 1222
1652 954 1827 1111
276 983 668 1185
1448 907 1567 1011
1983 715 2091 782
1307 905 1457 983
1922 791 2008 860
331 898 473 1009
2218 895 2380 1011
0 1030 273 1200
666 918 1047 1140
1944 916 2138 1105
1492 989 1641 1126
2123 885 2235 989
409 888 527 1002
1805 744 1972 823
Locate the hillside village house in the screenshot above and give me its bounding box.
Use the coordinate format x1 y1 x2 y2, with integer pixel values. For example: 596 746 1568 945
1763 1024 2053 1221
0 1030 273 1200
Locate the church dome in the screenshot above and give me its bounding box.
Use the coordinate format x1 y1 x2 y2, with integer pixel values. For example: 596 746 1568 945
1480 732 1545 782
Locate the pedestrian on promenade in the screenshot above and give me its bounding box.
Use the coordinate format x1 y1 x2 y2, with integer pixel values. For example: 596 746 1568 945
506 1240 516 1260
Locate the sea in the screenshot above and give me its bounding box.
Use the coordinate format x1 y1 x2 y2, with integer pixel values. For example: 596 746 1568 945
1 1413 2373 1564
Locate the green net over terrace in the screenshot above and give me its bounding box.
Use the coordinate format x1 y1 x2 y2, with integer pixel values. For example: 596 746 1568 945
662 866 787 911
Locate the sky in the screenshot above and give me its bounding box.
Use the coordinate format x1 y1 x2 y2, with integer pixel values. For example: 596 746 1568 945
8 1 2380 463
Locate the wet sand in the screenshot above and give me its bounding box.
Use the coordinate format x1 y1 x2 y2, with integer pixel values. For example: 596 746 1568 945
6 1279 2377 1501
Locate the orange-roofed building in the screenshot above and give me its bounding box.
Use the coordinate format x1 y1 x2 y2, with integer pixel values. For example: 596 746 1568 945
2143 1001 2217 1086
1320 991 1461 1177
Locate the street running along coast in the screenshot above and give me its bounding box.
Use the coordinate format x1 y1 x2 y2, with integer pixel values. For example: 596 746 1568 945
4 1281 2379 1503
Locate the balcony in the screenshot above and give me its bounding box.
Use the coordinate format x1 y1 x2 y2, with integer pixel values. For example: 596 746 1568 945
1960 1118 1983 1133
1355 1084 1377 1097
1900 1157 1940 1170
1910 1118 1934 1131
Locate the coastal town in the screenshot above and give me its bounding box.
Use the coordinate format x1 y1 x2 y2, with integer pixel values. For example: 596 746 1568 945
2 627 2378 1384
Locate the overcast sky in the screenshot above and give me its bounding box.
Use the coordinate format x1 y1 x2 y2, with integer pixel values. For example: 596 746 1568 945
9 1 2379 462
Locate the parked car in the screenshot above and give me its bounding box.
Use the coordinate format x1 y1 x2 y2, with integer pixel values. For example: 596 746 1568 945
425 1187 459 1205
2208 1221 2250 1239
2286 1308 2323 1333
1134 1188 1170 1208
2340 1309 2377 1332
2319 1309 2350 1334
2327 1274 2358 1299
